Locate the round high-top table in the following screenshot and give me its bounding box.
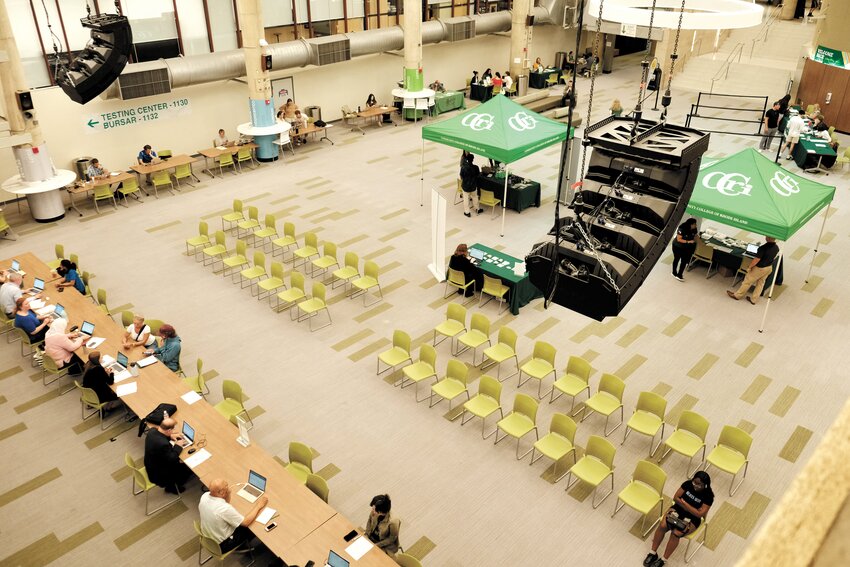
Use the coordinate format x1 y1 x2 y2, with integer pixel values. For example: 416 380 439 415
2 169 76 222
237 121 292 162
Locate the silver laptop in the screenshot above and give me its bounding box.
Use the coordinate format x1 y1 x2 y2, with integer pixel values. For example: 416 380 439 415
28 277 45 294
10 259 24 275
745 243 759 256
108 351 132 381
469 248 485 261
53 304 67 319
325 550 350 567
236 470 267 503
80 320 95 337
177 420 196 448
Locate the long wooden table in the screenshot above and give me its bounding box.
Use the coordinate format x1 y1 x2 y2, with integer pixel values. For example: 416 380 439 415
4 252 396 566
197 143 259 178
293 122 334 145
354 106 392 134
130 154 200 196
68 171 137 216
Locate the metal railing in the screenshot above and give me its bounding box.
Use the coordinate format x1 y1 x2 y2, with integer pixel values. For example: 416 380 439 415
709 42 744 94
749 3 783 58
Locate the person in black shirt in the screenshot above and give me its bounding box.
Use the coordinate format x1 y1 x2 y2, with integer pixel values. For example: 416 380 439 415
644 471 714 567
670 218 697 281
727 236 780 304
459 153 483 217
144 417 193 493
81 351 123 411
760 102 781 151
448 243 482 297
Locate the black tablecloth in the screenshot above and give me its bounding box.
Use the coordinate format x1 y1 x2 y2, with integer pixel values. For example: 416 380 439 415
470 84 493 102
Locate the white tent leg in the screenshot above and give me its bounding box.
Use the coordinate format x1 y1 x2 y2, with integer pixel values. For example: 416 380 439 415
500 168 509 237
759 250 783 333
420 139 425 206
806 204 830 283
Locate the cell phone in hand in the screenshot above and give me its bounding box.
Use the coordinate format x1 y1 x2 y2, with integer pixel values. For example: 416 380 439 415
264 522 277 532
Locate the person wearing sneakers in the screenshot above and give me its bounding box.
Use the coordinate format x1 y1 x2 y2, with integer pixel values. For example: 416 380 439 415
459 152 483 218
780 112 805 160
727 237 780 305
644 471 714 567
670 218 697 282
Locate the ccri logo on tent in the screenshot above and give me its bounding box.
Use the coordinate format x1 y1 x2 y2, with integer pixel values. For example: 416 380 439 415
702 172 753 196
461 113 495 131
508 111 537 132
769 171 800 197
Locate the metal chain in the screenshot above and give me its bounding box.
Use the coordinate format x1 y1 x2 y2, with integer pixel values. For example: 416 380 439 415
665 0 687 93
574 218 620 292
635 0 659 106
578 0 605 181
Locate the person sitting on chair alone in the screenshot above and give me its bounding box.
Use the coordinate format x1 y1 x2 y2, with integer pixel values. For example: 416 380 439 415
365 494 400 557
137 145 159 184
86 158 109 181
144 416 193 493
145 323 182 372
214 129 230 147
449 243 483 297
199 478 268 554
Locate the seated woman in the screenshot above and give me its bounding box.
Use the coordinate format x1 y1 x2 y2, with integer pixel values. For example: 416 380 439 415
644 471 714 567
365 494 400 557
448 243 483 297
82 351 123 411
532 57 543 72
55 259 85 294
145 324 182 372
14 296 50 353
123 314 157 350
492 72 503 91
365 94 378 108
282 99 298 122
45 318 84 375
610 99 624 117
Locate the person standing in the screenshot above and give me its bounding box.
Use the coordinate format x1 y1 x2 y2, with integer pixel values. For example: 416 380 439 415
727 237 780 304
671 218 697 282
459 153 482 218
780 113 805 160
759 102 781 151
503 72 513 93
199 478 268 554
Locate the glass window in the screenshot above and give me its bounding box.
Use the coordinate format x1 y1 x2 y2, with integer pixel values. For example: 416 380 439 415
262 0 294 26
208 0 238 51
177 0 211 55
8 0 50 87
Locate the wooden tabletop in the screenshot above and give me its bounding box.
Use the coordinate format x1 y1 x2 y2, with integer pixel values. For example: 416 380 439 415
197 143 259 158
131 154 197 174
292 123 331 136
358 106 392 118
71 172 136 194
4 252 399 565
284 513 397 566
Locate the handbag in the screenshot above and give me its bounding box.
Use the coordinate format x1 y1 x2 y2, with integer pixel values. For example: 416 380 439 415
666 510 689 532
137 402 178 436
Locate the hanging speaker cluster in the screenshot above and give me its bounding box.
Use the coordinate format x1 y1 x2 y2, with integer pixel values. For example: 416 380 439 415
526 116 710 321
56 13 132 105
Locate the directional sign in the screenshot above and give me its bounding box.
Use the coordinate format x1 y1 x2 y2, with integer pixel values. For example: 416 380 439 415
84 97 192 134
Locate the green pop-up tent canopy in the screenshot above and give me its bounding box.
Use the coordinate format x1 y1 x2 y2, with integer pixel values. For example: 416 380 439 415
688 148 835 331
420 95 569 235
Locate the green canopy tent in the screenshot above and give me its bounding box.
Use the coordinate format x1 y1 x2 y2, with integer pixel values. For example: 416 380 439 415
420 94 569 236
688 148 836 331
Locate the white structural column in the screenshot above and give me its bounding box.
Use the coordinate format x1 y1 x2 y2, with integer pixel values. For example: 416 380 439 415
237 0 278 161
402 0 423 92
509 0 531 80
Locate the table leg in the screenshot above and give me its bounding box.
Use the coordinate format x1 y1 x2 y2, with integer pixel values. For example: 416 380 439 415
67 190 84 217
805 155 829 175
319 129 334 145
203 155 218 178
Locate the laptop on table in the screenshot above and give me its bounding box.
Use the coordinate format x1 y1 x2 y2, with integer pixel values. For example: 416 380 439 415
176 420 196 448
745 243 759 256
236 470 267 503
107 351 132 381
10 259 25 276
80 321 95 337
325 550 350 567
27 277 45 294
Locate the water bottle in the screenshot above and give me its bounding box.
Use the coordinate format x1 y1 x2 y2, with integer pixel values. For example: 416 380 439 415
358 106 361 112
163 409 169 420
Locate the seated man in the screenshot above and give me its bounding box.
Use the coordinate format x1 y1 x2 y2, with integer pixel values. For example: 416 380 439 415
644 471 714 567
137 145 159 184
143 417 193 493
86 158 109 181
214 129 230 147
290 110 307 146
199 478 268 553
0 272 23 318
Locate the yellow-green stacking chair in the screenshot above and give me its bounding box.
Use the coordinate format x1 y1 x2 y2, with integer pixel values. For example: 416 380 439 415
479 274 509 313
623 391 667 457
400 344 438 400
182 358 209 398
276 271 306 313
311 242 339 283
293 231 319 272
581 372 626 437
612 460 667 537
479 190 501 219
222 240 249 282
80 270 93 301
126 453 182 515
306 473 329 503
202 230 227 270
253 214 278 251
257 261 285 302
69 253 80 268
240 251 267 294
118 176 143 205
285 441 313 483
461 374 503 438
158 149 173 159
218 151 238 175
495 393 539 459
481 326 519 381
836 147 850 170
518 340 557 399
377 330 412 375
433 303 467 354
429 359 470 416
77 381 123 429
236 206 260 240
121 310 134 328
194 520 254 564
146 319 164 337
660 410 710 476
185 221 210 259
271 221 297 261
332 252 360 294
296 282 332 331
682 515 709 563
395 552 422 567
172 163 194 187
705 425 752 496
151 170 174 197
457 313 491 366
48 244 64 270
565 435 616 508
42 353 74 394
236 146 256 171
530 413 577 482
17 327 44 364
92 183 116 212
221 199 244 232
444 267 475 304
546 72 559 86
551 355 592 415
214 379 253 427
350 260 383 306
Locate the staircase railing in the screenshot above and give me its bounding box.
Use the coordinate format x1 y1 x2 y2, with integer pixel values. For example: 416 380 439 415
709 42 744 94
749 3 783 58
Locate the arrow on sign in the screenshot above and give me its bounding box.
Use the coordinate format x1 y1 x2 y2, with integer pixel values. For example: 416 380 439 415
87 119 100 128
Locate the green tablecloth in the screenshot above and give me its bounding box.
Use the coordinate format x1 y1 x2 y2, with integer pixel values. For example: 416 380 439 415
470 243 541 315
433 91 465 115
477 174 541 212
793 135 836 169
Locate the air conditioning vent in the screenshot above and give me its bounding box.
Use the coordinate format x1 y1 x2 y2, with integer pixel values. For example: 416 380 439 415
309 36 351 66
563 7 577 29
444 18 476 42
117 60 170 100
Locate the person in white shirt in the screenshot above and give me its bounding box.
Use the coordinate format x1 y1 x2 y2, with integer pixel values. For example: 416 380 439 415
503 72 513 92
0 272 24 317
199 478 268 553
214 129 229 147
780 113 806 160
122 314 156 349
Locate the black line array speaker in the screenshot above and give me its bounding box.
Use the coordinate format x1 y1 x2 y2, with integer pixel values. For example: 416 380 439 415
526 116 710 321
56 13 133 105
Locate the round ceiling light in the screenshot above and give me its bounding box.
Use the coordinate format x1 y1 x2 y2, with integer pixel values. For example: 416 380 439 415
587 0 764 30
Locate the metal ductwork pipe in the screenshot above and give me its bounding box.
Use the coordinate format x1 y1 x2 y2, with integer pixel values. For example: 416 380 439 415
471 11 512 34
421 19 448 45
347 27 404 57
166 49 246 89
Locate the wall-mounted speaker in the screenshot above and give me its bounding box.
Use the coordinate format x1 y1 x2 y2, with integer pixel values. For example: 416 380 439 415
56 13 133 105
526 15 535 26
16 91 34 111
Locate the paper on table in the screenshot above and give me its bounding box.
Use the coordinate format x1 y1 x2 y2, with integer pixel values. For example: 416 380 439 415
184 448 211 468
116 382 137 397
256 507 277 525
112 370 133 383
345 536 374 560
30 299 46 309
86 337 106 349
181 391 202 405
137 355 159 367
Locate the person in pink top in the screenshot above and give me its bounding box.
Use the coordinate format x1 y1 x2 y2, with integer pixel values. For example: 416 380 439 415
44 318 84 375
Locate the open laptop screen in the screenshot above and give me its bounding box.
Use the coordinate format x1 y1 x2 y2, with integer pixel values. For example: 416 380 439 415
469 248 484 260
54 304 66 318
33 278 45 291
11 260 20 271
80 321 95 335
182 421 195 444
117 351 129 367
327 550 350 567
248 470 267 491
746 243 759 255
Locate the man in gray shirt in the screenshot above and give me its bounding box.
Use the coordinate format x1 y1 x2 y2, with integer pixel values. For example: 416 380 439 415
0 272 23 317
